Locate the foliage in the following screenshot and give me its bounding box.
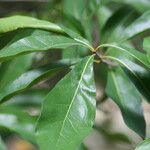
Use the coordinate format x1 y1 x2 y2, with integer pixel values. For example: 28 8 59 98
0 0 150 150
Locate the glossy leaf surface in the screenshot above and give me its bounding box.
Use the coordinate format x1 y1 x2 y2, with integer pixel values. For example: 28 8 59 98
0 16 93 51
101 6 137 43
123 62 150 103
36 55 96 150
121 10 150 40
102 45 150 102
0 15 63 34
0 54 33 89
106 68 145 138
135 138 150 150
0 33 83 62
0 64 66 103
101 43 150 69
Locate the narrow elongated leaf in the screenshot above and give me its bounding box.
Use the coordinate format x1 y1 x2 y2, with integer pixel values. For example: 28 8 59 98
106 68 145 138
0 16 93 51
112 0 150 13
101 6 137 43
97 6 112 31
64 0 85 21
36 55 96 150
123 62 150 103
0 34 84 62
143 37 150 62
100 43 150 68
121 10 150 40
0 54 33 89
0 15 63 34
0 64 67 104
135 138 150 150
0 106 36 142
102 45 150 102
60 25 94 51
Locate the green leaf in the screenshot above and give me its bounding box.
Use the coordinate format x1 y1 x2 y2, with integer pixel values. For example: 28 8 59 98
101 6 137 43
135 138 150 150
60 25 94 51
0 15 63 34
0 16 93 51
101 44 150 103
0 137 6 150
75 143 87 150
0 54 33 89
143 37 150 62
5 90 48 107
0 106 36 142
97 6 112 31
0 64 67 104
112 0 150 13
121 10 150 40
63 0 85 21
36 55 96 150
106 68 146 138
100 43 150 69
123 62 150 103
0 32 84 62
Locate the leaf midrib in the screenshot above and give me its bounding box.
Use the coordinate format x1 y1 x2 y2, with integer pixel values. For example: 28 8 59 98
55 55 93 148
110 71 124 108
104 56 150 99
101 44 150 69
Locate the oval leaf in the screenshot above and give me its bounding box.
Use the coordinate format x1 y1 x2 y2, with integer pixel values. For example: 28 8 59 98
36 55 96 150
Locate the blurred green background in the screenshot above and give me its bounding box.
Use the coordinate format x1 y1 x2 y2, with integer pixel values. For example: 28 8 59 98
0 0 150 150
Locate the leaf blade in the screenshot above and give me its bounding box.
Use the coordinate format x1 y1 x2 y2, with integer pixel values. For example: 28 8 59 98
0 33 84 62
0 15 63 34
106 68 146 138
121 10 150 40
36 55 96 150
102 45 150 103
0 64 66 103
0 106 36 142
